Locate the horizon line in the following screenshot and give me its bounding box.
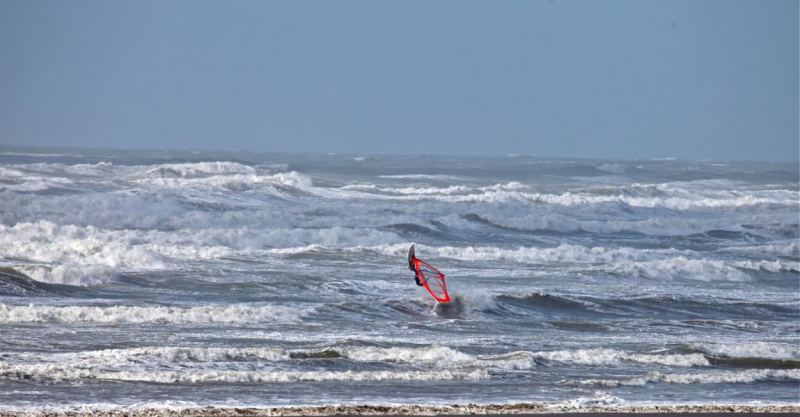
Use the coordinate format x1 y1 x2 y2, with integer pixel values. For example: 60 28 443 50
0 142 798 165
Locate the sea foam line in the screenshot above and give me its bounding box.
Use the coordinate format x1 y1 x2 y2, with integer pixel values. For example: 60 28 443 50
5 345 712 373
581 368 800 387
0 362 489 384
0 303 311 325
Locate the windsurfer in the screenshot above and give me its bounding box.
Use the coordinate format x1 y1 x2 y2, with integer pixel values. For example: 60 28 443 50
408 244 423 286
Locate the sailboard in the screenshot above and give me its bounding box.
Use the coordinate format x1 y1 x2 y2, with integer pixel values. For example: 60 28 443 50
407 244 450 303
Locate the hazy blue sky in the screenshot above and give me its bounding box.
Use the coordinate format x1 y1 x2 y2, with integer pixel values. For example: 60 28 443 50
1 0 797 160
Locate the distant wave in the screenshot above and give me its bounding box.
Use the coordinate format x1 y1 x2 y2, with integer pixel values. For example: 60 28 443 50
0 221 404 284
144 161 257 178
378 174 465 180
337 180 796 209
2 160 797 243
377 244 798 281
0 151 69 158
4 216 797 285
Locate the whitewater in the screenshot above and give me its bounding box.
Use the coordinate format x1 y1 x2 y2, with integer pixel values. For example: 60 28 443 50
0 147 798 411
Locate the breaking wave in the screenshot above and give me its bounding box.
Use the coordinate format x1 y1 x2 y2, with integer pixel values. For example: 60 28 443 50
337 180 797 209
583 369 800 387
374 244 797 281
0 363 488 384
0 221 403 285
689 342 800 361
533 348 709 367
0 344 723 386
0 303 311 325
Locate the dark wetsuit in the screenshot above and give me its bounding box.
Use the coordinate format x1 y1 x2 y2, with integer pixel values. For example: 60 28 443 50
408 245 424 286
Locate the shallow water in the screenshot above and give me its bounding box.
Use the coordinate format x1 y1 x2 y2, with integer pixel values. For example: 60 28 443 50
0 147 798 408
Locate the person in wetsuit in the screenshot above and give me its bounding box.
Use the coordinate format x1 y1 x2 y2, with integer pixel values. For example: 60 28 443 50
408 244 424 286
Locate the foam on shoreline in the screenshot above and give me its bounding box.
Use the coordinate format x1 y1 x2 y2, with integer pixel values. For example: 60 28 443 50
0 402 797 417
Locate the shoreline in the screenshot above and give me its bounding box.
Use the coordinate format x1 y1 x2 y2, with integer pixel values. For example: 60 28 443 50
1 403 799 417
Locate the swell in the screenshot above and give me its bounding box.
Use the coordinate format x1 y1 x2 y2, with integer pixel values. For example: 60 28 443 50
682 342 800 369
489 292 798 321
579 368 800 387
6 343 795 386
0 267 98 298
705 356 800 370
0 345 728 385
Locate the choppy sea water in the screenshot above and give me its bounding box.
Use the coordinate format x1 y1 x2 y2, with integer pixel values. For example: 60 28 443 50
0 147 798 410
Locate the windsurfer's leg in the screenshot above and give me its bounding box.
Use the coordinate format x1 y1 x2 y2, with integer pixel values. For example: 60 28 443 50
414 276 422 286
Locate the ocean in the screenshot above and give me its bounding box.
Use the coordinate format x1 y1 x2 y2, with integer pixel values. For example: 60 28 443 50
0 147 798 412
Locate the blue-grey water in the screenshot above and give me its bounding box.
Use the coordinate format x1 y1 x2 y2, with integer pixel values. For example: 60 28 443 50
0 147 798 410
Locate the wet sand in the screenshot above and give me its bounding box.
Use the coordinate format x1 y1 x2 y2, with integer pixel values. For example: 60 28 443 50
1 403 797 417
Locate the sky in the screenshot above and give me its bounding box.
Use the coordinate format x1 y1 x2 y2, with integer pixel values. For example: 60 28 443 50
0 0 797 160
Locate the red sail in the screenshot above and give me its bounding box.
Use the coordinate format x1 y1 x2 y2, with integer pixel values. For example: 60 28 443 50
413 257 450 303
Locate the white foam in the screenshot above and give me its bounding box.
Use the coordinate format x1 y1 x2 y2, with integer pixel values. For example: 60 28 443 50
520 191 795 210
0 221 166 284
0 217 784 285
29 346 289 365
332 180 798 209
549 391 625 410
0 174 73 192
341 346 535 371
429 244 651 264
585 369 800 387
724 242 800 258
135 170 312 191
1 160 795 243
20 265 115 286
448 291 499 313
342 184 474 195
312 346 709 370
0 167 27 177
690 342 800 361
2 161 313 198
601 257 752 281
0 221 402 284
338 182 527 200
0 362 488 384
11 161 117 177
473 208 794 236
0 345 712 387
9 345 503 369
144 162 257 178
343 345 474 365
0 303 310 325
731 260 800 273
378 174 465 180
402 244 757 281
534 348 709 367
